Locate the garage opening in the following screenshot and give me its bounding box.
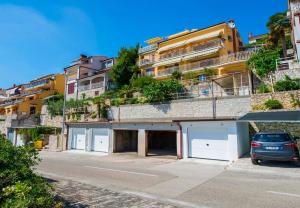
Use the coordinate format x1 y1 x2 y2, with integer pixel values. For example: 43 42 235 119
114 130 138 153
147 131 177 157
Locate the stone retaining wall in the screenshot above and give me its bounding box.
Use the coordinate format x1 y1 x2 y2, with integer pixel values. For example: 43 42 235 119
251 90 300 111
109 96 251 121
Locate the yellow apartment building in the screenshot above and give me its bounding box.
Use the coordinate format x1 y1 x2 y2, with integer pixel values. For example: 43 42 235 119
139 20 255 96
0 74 65 116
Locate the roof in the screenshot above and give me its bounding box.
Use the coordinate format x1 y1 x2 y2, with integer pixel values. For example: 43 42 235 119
159 22 227 44
238 110 300 122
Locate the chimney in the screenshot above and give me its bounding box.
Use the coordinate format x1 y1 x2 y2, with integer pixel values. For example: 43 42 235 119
80 54 87 60
248 32 253 39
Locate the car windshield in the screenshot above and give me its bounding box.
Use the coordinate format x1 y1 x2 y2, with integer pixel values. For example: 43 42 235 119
254 134 291 142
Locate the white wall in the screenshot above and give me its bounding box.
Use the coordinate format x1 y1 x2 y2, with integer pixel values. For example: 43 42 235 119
181 121 248 162
236 122 250 157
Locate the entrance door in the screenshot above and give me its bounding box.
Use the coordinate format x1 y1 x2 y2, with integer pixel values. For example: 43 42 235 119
92 128 109 152
188 126 229 160
71 128 86 150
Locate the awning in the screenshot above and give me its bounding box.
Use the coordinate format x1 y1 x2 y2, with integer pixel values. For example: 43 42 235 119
157 29 223 53
238 110 300 122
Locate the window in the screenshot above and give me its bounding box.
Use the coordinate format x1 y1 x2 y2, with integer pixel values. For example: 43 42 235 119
68 83 75 94
95 91 99 96
30 107 36 115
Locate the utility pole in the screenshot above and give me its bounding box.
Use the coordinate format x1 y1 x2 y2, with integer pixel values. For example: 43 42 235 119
61 69 67 151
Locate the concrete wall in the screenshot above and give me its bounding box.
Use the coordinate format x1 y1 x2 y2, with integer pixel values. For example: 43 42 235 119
109 96 251 121
236 122 250 157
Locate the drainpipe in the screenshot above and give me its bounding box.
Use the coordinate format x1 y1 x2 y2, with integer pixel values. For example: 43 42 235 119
175 122 183 159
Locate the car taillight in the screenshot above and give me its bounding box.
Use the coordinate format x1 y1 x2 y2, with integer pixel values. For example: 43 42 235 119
251 142 261 148
285 143 296 148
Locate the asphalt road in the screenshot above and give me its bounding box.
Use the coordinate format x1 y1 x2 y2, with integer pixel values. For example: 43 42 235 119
37 151 300 208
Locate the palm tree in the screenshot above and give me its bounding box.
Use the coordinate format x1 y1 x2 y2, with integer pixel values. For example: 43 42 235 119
267 12 291 57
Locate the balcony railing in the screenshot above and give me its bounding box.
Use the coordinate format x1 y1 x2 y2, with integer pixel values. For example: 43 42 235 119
24 80 49 89
155 50 255 77
276 56 300 71
139 43 158 54
22 89 44 97
158 39 223 62
139 59 155 67
0 99 23 107
78 82 104 92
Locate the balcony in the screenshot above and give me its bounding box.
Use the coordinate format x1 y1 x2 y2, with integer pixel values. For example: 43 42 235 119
139 43 158 54
155 51 255 78
0 99 23 107
25 79 49 90
154 39 223 67
139 59 155 67
78 82 104 92
22 89 44 97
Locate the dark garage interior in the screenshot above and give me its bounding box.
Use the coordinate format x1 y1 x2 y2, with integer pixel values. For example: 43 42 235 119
147 131 177 156
114 130 138 153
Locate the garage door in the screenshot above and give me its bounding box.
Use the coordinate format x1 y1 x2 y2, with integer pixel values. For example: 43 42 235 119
71 128 86 150
91 128 109 152
188 126 229 160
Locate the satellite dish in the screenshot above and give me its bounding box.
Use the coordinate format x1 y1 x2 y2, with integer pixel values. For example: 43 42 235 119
228 20 236 29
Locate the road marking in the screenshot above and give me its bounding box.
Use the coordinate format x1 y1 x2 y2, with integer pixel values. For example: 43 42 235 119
268 191 300 198
84 166 158 177
124 190 209 208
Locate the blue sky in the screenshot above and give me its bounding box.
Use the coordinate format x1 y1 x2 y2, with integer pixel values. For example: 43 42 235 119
0 0 286 88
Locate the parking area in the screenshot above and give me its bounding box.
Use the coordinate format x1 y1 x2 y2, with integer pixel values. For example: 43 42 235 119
38 151 300 208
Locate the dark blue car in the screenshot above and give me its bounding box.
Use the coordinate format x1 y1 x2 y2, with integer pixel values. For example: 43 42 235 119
250 132 300 165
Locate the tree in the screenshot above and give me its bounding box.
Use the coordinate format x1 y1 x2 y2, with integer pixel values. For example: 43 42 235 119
247 48 280 77
267 12 291 57
110 46 139 88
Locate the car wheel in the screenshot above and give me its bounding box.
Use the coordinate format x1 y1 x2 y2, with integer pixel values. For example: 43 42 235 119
251 159 259 165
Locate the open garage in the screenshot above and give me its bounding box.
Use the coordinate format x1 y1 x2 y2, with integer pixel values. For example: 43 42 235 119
113 130 138 153
147 131 177 157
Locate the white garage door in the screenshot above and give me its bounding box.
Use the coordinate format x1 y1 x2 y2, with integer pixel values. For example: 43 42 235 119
188 126 229 160
71 128 86 150
91 128 109 152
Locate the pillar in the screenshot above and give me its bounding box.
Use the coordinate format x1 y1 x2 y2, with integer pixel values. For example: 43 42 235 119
176 130 182 159
138 129 147 157
232 74 238 95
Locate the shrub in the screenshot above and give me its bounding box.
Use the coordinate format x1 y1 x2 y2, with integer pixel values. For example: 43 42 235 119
257 83 271 94
0 139 56 207
130 76 156 92
171 70 182 80
45 94 64 117
143 79 184 103
274 75 300 92
264 99 283 110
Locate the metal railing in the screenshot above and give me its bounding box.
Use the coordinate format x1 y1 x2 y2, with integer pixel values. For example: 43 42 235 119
276 56 300 71
78 82 104 92
139 43 158 54
0 99 23 107
159 39 223 62
139 59 155 67
24 79 49 89
156 50 255 77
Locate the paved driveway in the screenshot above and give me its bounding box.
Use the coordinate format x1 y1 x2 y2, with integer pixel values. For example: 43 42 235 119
38 151 300 208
